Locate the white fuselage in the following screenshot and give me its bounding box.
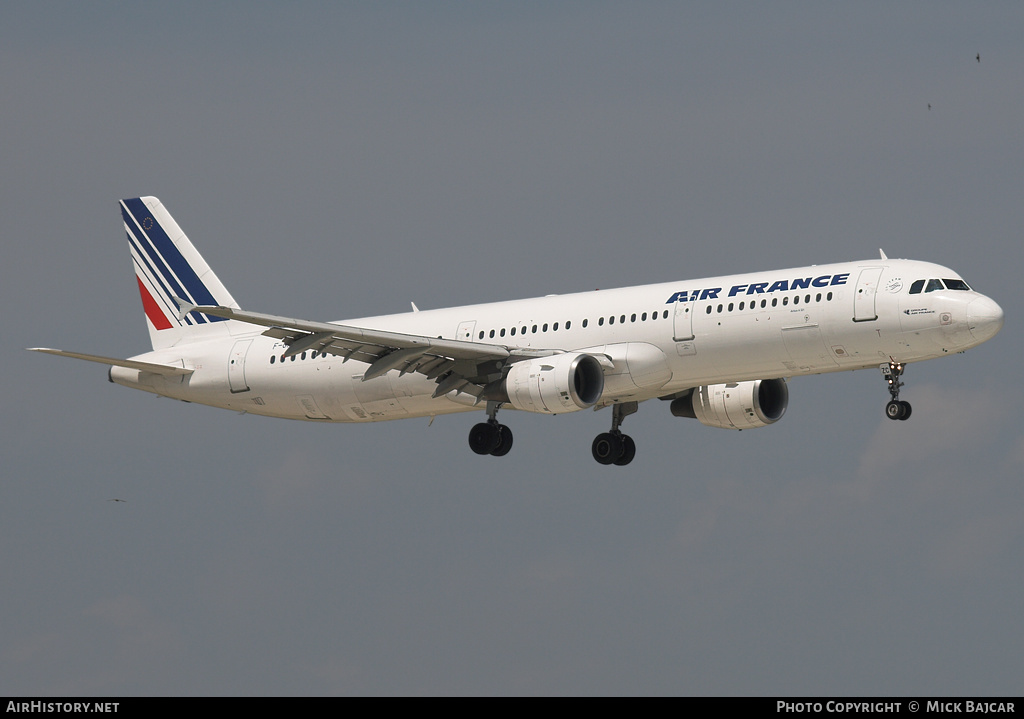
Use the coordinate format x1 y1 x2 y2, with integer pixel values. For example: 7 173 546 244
110 258 1003 423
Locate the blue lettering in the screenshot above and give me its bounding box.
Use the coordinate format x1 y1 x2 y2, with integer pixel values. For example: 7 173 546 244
667 273 846 304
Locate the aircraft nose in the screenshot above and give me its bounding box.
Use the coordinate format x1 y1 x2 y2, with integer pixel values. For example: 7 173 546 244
967 296 1004 343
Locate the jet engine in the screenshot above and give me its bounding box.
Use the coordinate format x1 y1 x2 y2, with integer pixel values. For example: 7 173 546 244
503 353 605 414
670 378 788 430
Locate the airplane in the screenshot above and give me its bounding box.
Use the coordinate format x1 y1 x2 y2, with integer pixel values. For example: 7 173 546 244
30 197 1004 466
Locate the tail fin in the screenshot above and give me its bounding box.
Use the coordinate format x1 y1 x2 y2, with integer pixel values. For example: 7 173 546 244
120 197 241 350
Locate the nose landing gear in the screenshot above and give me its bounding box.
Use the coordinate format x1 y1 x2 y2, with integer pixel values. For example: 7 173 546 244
592 401 638 466
881 361 912 421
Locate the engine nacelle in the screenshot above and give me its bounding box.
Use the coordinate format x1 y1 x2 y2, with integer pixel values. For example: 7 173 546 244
504 353 605 414
670 378 788 430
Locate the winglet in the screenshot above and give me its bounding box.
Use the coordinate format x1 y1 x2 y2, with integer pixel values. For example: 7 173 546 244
172 296 198 321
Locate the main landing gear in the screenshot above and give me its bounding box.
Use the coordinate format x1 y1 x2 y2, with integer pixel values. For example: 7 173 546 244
468 401 514 456
592 402 638 466
881 361 912 421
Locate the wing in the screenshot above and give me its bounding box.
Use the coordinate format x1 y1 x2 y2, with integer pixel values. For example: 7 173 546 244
175 300 559 399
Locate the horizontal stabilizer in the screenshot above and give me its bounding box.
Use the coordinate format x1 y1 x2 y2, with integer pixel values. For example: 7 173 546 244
27 348 194 377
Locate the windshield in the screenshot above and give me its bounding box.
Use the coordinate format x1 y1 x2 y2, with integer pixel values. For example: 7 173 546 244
909 278 971 294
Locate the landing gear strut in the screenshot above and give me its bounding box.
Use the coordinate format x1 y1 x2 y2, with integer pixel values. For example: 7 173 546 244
468 401 514 456
592 402 638 466
881 361 912 421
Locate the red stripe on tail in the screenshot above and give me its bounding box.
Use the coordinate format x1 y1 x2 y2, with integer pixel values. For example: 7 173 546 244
136 276 173 330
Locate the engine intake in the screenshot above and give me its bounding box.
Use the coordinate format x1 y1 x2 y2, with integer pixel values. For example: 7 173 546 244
671 378 788 429
504 353 605 414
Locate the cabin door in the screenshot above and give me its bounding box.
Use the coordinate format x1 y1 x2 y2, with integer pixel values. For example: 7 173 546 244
853 267 884 322
228 339 253 393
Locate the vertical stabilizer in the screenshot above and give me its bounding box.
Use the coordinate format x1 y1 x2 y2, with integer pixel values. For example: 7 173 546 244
121 196 241 350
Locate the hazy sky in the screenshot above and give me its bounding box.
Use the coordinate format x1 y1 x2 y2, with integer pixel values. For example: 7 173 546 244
3 2 1022 695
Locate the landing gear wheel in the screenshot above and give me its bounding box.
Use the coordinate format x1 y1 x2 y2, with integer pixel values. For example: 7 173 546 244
885 400 903 420
885 400 912 421
469 422 500 455
490 424 514 456
592 432 623 465
469 402 515 457
593 402 640 466
613 435 636 466
898 401 912 421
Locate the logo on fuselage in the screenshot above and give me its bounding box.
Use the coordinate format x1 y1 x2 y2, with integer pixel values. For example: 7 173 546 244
665 273 850 304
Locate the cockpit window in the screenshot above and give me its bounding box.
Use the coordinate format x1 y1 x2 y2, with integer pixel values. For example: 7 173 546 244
909 278 972 294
